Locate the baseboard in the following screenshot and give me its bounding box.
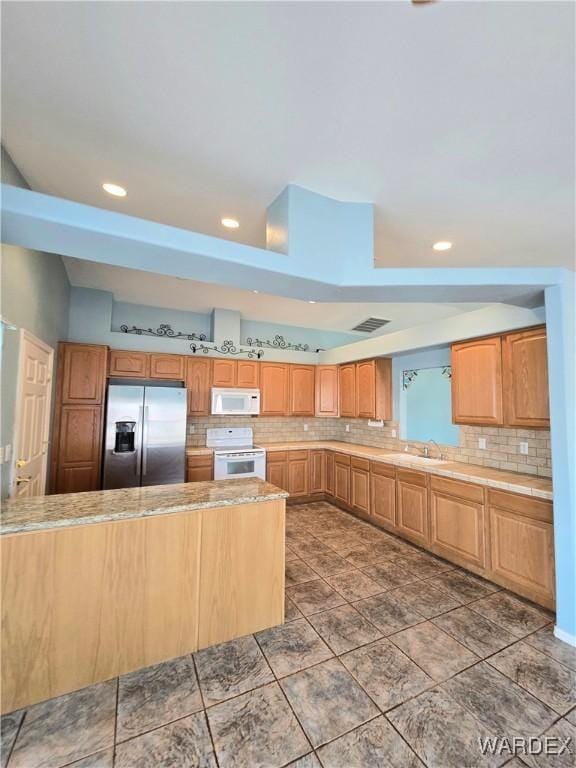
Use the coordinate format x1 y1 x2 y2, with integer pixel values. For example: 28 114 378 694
554 626 576 647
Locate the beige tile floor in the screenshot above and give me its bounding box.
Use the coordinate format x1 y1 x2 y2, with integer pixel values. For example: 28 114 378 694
2 502 575 768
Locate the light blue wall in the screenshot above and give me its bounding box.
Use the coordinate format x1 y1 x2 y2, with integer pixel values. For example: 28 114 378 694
545 274 576 644
0 146 71 498
111 300 211 339
241 319 360 351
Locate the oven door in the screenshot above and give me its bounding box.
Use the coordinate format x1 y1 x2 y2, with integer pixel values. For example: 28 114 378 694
214 452 265 480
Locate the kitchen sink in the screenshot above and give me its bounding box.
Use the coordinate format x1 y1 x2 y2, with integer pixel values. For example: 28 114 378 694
384 453 450 466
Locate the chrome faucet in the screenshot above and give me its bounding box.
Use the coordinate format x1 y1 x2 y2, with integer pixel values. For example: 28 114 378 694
419 440 443 459
428 439 443 459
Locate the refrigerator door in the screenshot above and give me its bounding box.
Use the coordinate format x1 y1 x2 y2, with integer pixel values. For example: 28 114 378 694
103 385 144 490
141 386 187 486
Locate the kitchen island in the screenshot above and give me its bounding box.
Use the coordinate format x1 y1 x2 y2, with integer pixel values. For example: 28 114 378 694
1 479 288 713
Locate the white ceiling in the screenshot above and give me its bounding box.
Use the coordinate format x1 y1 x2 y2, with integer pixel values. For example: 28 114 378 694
2 2 574 269
63 257 489 336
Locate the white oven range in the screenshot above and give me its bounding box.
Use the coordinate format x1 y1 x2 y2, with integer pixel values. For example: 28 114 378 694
207 427 266 480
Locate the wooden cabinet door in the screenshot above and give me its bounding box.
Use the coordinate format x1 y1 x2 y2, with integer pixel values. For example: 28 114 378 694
55 406 102 493
356 360 376 419
149 354 185 380
487 489 554 609
334 456 351 504
237 360 259 388
451 337 503 425
429 477 486 570
370 463 396 532
396 470 429 547
287 452 309 497
339 364 357 418
61 344 107 404
260 364 289 416
186 358 212 416
212 360 236 387
503 327 549 428
186 455 214 482
325 452 335 496
315 366 339 417
309 450 325 493
108 350 149 379
267 460 288 491
289 365 315 416
57 465 99 494
351 459 370 514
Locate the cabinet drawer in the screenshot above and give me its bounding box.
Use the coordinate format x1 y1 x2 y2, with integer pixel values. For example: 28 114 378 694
186 455 213 468
487 489 552 523
371 461 396 479
267 451 288 463
351 457 370 471
334 453 351 466
397 469 427 487
430 476 484 504
287 450 309 462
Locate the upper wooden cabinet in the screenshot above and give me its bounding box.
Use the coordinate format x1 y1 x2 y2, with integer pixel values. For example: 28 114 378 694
61 343 107 404
212 359 259 388
452 326 549 428
149 354 185 380
315 365 339 417
186 358 212 416
289 365 315 416
260 363 290 416
503 327 549 428
108 350 149 379
339 364 357 417
451 337 503 426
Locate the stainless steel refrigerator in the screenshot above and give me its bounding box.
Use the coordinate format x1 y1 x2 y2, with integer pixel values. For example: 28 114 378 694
102 384 187 489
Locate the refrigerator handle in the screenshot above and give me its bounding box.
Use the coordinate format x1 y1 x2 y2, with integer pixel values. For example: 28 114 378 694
142 405 150 476
135 406 144 476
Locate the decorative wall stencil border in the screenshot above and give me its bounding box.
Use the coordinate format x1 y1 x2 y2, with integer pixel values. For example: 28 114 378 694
402 365 452 389
245 334 311 352
441 366 452 380
121 323 207 341
190 340 264 359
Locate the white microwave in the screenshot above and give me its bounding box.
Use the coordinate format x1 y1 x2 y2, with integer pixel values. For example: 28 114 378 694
211 388 260 416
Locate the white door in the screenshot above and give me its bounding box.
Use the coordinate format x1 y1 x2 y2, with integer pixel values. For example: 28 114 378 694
11 330 54 498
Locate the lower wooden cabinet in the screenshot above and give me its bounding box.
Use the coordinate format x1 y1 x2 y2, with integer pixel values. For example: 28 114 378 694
186 455 213 483
429 476 486 570
370 462 396 531
396 469 429 547
309 450 325 494
487 489 554 608
267 461 288 491
287 451 309 497
334 454 351 505
351 457 370 514
325 451 335 497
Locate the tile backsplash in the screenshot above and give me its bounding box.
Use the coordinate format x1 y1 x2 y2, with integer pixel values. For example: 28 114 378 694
188 416 552 478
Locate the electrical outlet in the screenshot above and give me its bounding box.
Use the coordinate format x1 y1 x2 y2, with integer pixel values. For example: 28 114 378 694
345 424 350 433
479 438 487 450
391 429 397 438
188 425 195 435
303 424 309 432
520 441 529 455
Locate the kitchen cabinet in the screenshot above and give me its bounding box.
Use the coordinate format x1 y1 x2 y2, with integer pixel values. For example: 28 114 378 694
487 489 554 609
186 358 212 416
315 366 339 417
186 454 213 482
429 476 486 571
356 359 392 420
452 337 503 425
339 364 356 418
396 469 428 547
350 457 370 514
237 360 259 388
51 343 107 494
334 453 351 505
287 450 309 497
260 363 290 416
325 451 335 497
62 343 107 403
149 353 185 381
289 365 316 416
309 450 325 494
212 359 259 388
212 359 236 387
267 452 289 491
502 327 549 428
108 349 149 379
370 462 396 532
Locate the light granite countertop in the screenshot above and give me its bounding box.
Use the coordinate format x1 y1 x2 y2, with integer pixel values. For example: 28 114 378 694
1 479 289 535
187 440 553 500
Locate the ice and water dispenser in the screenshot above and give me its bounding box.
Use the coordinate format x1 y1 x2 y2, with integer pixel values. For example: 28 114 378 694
114 421 137 454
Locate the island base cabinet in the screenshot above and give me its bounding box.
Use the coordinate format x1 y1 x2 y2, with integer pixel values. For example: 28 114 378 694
1 500 285 713
487 490 554 609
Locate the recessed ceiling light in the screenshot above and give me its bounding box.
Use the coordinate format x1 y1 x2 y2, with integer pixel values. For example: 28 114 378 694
102 182 127 197
308 300 316 304
221 217 240 229
432 241 452 251
253 290 259 294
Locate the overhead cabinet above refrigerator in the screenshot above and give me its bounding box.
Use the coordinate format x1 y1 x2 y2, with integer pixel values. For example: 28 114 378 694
103 384 187 489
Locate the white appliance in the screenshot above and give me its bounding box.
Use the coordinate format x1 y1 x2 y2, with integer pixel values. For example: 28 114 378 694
211 387 260 416
207 427 266 480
